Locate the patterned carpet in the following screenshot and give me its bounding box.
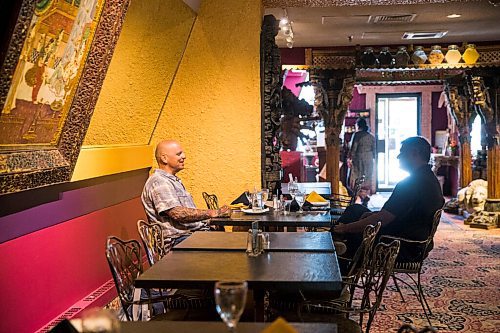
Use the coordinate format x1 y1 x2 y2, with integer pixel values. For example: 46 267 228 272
370 212 500 332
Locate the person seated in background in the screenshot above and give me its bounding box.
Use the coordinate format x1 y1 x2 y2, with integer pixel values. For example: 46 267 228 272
332 136 444 264
141 140 230 245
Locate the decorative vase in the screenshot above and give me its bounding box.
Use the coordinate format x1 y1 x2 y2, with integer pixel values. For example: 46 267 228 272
411 46 427 65
428 45 444 65
445 45 462 65
378 47 394 67
361 47 378 67
394 46 410 67
462 44 480 65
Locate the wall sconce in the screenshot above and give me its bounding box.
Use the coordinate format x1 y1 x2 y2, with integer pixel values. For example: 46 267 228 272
279 8 294 48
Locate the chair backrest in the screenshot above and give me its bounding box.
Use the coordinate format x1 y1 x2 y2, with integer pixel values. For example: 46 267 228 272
137 220 172 266
358 239 400 332
105 236 143 319
346 222 382 279
202 192 219 210
349 175 366 205
422 208 443 259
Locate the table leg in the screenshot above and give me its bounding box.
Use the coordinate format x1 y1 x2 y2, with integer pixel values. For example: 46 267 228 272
254 289 265 321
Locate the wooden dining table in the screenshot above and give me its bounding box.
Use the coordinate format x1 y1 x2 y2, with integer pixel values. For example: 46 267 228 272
173 231 337 253
135 250 342 320
118 321 338 333
210 209 334 228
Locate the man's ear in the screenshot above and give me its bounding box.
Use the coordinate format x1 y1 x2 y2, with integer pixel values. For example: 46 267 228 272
159 153 169 165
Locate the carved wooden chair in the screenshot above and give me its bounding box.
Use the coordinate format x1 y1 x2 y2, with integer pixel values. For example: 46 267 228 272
105 236 173 321
202 192 219 210
299 240 400 333
379 209 443 326
137 220 173 266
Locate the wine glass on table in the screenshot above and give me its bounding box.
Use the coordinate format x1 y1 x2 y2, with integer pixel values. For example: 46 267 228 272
288 181 299 201
215 280 248 332
295 191 306 214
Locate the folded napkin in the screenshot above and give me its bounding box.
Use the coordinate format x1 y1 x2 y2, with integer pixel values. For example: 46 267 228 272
229 203 249 210
261 317 298 333
231 192 250 206
306 190 327 203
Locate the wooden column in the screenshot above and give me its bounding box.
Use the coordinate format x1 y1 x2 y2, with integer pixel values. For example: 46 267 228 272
260 15 282 194
467 75 499 228
311 70 355 194
445 83 473 188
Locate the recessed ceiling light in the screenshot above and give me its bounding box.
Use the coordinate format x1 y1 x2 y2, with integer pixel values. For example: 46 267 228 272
447 14 462 18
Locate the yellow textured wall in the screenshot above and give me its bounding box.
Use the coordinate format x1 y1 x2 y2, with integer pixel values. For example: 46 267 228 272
151 0 262 207
83 0 196 145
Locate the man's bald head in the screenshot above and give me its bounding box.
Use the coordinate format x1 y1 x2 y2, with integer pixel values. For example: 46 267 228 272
155 140 186 174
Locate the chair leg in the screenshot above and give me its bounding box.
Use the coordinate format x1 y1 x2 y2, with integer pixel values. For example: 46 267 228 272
392 275 406 303
416 272 433 327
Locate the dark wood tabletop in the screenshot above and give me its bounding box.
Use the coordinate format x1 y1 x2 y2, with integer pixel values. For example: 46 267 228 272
211 210 333 228
120 321 337 333
135 250 342 292
173 231 336 252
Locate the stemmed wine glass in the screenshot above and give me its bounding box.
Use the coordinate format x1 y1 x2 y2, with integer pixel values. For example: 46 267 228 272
214 280 248 332
288 181 299 200
295 191 306 214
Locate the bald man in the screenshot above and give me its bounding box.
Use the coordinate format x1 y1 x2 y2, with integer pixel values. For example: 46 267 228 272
141 140 230 244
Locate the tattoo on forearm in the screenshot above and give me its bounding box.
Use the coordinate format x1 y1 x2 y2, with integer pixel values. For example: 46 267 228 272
167 206 212 223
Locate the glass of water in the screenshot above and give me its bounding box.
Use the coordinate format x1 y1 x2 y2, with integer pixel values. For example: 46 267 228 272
295 191 306 214
215 281 248 332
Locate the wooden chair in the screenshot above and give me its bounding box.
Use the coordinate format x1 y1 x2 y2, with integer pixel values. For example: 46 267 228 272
379 209 443 326
299 240 401 333
137 220 173 266
202 192 219 210
105 236 174 321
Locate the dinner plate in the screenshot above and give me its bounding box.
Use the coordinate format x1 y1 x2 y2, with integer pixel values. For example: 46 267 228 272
309 201 329 206
241 208 270 214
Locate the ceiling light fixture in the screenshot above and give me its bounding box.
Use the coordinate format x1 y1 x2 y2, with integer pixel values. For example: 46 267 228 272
279 8 294 48
447 13 461 18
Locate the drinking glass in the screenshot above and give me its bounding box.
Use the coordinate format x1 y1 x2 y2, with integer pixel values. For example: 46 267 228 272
295 191 306 214
288 181 299 200
260 189 269 208
214 281 248 332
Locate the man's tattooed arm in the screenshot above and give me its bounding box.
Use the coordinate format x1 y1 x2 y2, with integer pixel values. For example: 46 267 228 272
166 206 217 224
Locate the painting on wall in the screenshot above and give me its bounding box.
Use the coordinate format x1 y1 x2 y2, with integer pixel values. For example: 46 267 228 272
0 0 131 194
1 0 104 147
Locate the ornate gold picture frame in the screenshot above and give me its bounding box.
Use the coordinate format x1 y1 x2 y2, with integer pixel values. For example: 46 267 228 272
0 0 130 194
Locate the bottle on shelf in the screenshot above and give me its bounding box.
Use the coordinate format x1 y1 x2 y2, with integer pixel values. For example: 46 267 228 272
445 45 462 65
394 46 410 67
462 44 480 65
411 46 427 65
428 45 445 65
378 47 394 67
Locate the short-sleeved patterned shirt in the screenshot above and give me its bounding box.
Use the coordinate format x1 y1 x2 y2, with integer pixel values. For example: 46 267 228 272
141 169 209 237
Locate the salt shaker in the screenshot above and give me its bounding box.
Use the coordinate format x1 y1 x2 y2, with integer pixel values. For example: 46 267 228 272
272 195 279 210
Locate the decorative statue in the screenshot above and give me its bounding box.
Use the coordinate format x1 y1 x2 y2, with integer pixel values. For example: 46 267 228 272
280 86 313 151
457 179 488 214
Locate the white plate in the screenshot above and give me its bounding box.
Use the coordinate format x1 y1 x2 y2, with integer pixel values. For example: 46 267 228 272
309 201 329 206
242 208 270 214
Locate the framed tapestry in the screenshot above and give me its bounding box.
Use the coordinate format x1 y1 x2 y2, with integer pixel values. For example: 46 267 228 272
0 0 131 194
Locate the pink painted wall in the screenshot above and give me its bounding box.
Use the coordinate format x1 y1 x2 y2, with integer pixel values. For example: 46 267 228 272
283 70 308 97
0 198 145 333
349 86 366 110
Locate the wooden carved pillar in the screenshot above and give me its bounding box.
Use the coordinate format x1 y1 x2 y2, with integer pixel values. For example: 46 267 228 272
260 15 282 194
471 76 500 215
310 69 355 194
445 83 473 188
454 74 500 229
